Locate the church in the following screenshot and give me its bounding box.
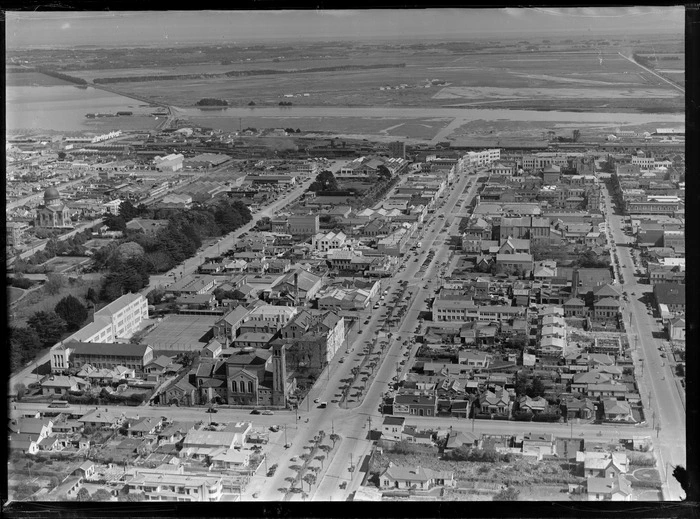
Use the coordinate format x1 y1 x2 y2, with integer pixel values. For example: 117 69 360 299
35 187 72 228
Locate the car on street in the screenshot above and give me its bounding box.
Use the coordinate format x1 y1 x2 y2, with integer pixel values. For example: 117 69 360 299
206 407 218 413
314 398 320 403
251 409 261 414
262 410 274 415
339 358 345 363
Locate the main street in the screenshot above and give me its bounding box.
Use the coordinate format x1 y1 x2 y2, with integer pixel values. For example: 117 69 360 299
601 184 686 500
254 168 482 501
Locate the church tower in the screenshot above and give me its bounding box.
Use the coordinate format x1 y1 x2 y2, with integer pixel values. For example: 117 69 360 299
271 342 288 407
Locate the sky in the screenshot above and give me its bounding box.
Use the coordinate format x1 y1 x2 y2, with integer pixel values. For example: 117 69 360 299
5 8 685 48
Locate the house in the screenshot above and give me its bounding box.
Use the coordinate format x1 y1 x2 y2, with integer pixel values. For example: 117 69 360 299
74 461 96 479
478 389 511 417
445 431 480 451
592 298 620 320
667 317 685 341
522 432 555 458
78 409 124 429
9 433 41 455
127 417 161 438
582 451 629 478
381 416 405 442
9 418 54 440
46 476 84 500
518 396 548 415
561 398 596 420
602 399 635 422
587 475 632 501
181 429 242 459
157 421 198 444
40 375 88 397
401 426 434 445
393 391 438 418
210 449 250 471
586 383 627 400
450 400 471 419
379 462 454 490
563 297 587 318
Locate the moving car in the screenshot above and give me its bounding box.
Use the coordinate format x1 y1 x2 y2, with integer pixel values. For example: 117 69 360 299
262 410 274 415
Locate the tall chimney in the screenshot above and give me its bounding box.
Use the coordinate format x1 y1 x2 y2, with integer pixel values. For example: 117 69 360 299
294 272 299 307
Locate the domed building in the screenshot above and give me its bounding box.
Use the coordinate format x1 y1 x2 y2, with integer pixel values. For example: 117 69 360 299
35 187 72 228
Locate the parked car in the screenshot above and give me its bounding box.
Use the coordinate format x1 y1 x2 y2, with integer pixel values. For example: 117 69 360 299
262 410 274 415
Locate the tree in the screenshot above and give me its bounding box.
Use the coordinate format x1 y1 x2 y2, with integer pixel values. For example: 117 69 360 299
119 492 145 502
45 273 65 295
75 487 91 501
493 486 520 501
115 242 145 263
314 455 326 468
302 473 317 491
514 372 528 397
9 326 43 371
309 170 338 193
55 294 88 332
27 311 67 347
377 165 392 181
86 287 99 304
319 444 332 455
90 489 113 502
329 433 340 448
118 199 139 221
527 376 546 398
14 383 27 400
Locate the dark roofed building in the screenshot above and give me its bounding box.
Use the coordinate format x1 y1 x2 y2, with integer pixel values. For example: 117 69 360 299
653 283 685 314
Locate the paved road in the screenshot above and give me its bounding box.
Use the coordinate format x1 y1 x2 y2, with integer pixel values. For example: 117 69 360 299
601 184 685 500
617 52 685 94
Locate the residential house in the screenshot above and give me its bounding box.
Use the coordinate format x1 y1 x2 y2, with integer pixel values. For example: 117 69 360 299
381 416 406 442
41 375 88 397
522 432 555 458
379 462 454 490
587 475 632 501
518 396 548 415
582 451 630 478
445 431 480 451
210 449 250 471
478 389 511 418
602 399 635 422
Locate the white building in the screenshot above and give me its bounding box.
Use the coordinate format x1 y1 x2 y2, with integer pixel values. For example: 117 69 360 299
50 293 149 372
312 231 347 252
154 153 184 172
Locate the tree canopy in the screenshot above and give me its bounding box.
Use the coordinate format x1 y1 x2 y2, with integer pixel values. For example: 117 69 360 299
309 170 338 192
54 294 88 332
27 311 67 348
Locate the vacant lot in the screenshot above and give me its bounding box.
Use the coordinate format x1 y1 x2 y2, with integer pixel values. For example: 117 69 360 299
11 275 103 327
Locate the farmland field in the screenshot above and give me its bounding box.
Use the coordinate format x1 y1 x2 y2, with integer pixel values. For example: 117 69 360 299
87 50 682 112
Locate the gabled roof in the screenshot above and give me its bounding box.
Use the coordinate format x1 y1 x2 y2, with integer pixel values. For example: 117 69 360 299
587 475 632 496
